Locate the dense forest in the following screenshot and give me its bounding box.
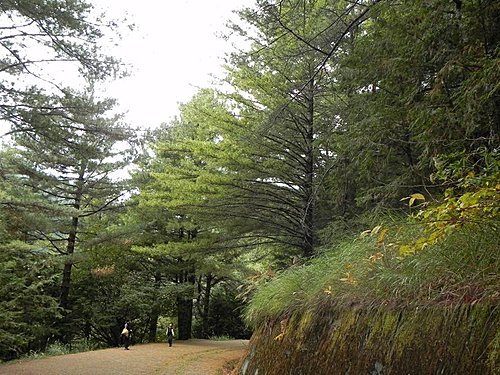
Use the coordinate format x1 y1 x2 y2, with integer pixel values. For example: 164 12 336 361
0 0 498 365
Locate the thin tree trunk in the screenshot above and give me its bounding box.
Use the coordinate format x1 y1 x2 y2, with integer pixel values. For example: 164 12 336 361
175 230 197 340
59 216 78 311
59 163 85 310
148 271 162 342
302 76 315 258
58 163 85 343
201 274 213 338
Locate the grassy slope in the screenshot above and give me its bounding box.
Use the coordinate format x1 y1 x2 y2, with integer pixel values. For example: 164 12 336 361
246 222 499 326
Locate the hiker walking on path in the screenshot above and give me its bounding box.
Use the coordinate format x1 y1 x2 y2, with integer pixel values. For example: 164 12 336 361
166 323 175 347
121 322 132 350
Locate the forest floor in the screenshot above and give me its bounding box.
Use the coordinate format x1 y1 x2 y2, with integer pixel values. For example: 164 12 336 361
0 339 248 375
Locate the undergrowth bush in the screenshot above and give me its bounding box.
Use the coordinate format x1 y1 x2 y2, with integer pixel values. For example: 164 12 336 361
245 221 499 326
209 335 234 341
23 340 99 360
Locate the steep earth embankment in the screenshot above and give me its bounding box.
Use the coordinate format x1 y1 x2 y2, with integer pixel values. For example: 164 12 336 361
237 303 499 374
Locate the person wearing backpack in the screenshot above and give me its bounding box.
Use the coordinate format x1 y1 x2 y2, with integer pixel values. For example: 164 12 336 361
121 322 132 350
166 323 175 347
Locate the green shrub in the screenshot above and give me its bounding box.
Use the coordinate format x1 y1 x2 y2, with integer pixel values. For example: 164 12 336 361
209 335 234 341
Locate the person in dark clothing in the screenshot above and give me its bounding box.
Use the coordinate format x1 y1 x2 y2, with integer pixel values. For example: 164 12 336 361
166 323 175 347
121 322 132 350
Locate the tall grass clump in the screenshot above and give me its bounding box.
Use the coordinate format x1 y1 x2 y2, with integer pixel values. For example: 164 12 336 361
245 220 499 326
244 238 375 326
367 222 499 304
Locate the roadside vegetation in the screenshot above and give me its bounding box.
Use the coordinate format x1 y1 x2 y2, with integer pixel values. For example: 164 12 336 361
245 219 499 326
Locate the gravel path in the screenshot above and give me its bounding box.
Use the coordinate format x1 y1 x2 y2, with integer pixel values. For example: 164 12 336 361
0 339 248 375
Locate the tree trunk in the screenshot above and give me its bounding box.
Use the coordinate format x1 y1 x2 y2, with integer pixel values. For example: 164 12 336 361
302 77 315 258
201 274 213 338
59 216 78 311
147 271 162 342
175 230 197 340
58 164 85 343
177 295 193 340
59 162 85 310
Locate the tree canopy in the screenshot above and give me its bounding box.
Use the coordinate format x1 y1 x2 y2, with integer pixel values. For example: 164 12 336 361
1 0 124 137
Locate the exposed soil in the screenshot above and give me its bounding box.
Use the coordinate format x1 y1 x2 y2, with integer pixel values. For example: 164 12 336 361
0 339 248 375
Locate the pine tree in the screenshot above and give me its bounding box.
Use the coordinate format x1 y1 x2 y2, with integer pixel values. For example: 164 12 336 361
1 90 135 343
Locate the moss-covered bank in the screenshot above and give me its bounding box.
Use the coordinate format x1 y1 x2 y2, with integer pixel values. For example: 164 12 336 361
237 221 499 374
238 303 499 374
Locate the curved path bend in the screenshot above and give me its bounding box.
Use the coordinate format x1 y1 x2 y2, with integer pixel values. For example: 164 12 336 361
0 339 248 375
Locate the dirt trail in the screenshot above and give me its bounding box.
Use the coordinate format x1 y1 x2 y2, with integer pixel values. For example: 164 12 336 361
0 339 248 375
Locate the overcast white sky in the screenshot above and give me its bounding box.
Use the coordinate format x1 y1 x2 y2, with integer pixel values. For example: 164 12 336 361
91 0 251 129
